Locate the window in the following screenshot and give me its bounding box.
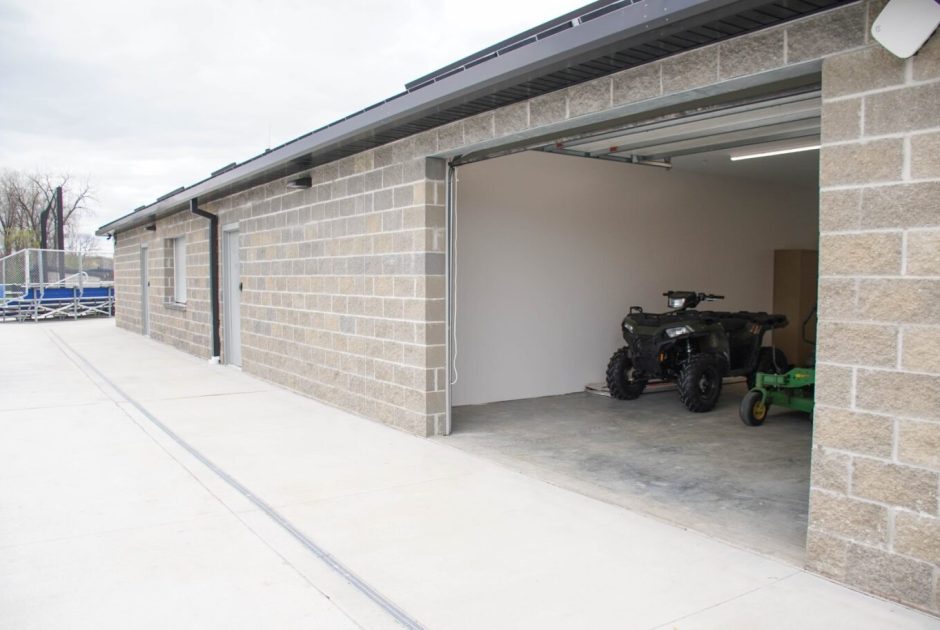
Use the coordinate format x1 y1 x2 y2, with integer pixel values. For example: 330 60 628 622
170 237 187 304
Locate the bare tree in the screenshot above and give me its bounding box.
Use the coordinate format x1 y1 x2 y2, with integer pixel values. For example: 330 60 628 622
0 170 95 257
66 232 101 256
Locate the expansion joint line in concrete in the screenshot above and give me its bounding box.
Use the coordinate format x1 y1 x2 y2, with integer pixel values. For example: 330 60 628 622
47 330 425 630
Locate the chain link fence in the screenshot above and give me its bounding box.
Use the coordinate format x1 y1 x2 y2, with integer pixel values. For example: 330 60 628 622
0 249 114 321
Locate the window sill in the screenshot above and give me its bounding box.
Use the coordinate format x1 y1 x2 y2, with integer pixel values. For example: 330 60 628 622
164 301 187 311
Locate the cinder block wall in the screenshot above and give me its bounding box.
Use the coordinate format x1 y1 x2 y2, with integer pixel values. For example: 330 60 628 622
116 150 448 436
810 32 940 614
111 0 939 612
114 216 212 358
211 151 448 436
113 0 878 438
113 226 144 332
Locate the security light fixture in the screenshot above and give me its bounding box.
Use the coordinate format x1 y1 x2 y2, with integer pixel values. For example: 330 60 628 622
287 176 312 189
145 224 156 231
729 139 820 161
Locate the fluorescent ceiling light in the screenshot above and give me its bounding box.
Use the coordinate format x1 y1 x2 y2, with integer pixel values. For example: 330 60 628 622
730 139 820 161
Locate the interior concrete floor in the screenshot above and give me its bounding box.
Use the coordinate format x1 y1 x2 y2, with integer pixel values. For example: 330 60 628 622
445 383 812 564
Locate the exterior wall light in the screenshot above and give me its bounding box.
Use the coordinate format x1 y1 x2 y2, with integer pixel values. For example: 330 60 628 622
287 176 312 189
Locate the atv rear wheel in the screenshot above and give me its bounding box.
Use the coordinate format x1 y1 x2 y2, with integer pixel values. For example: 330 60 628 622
678 354 722 412
606 347 647 400
747 347 789 389
740 390 768 426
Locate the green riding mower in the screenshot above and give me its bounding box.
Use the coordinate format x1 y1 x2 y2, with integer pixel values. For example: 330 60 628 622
739 305 817 426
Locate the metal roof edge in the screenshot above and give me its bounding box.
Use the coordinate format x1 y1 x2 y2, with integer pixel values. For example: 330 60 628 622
97 0 794 237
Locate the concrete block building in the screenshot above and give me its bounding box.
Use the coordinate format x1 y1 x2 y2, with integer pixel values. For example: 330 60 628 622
99 0 940 615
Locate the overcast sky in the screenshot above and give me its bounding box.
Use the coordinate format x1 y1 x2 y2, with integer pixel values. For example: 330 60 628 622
0 0 581 242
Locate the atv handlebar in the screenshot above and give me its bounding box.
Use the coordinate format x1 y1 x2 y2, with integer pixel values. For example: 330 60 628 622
663 291 724 310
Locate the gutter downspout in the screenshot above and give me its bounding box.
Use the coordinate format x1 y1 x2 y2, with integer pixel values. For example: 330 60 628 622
190 198 221 360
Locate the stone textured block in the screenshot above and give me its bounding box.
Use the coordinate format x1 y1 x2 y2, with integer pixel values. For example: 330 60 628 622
413 131 438 157
820 189 861 232
911 132 940 181
806 527 849 578
662 48 717 94
856 368 940 419
814 363 854 407
529 91 567 127
907 230 940 276
865 82 940 135
821 98 861 143
719 28 785 79
861 182 940 229
845 543 935 608
896 513 940 565
819 232 902 276
903 325 940 375
425 157 446 181
813 406 894 457
787 3 866 62
611 63 661 106
437 123 464 151
935 577 940 618
912 30 940 81
898 419 940 470
822 46 905 98
857 278 940 326
817 278 858 321
462 113 494 145
852 458 938 512
816 321 898 367
568 79 611 118
809 490 888 546
819 139 903 186
811 446 851 493
494 102 528 137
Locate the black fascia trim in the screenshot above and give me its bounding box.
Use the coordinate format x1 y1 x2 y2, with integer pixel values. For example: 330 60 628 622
96 0 825 236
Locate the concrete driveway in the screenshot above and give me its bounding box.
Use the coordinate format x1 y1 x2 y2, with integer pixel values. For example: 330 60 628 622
1 319 936 629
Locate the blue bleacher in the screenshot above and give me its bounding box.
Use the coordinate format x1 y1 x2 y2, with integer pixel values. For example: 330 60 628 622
0 285 114 321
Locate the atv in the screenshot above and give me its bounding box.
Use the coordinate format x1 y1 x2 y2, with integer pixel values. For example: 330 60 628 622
606 291 789 412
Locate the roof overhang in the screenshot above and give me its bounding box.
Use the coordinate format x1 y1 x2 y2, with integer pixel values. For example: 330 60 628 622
98 0 854 236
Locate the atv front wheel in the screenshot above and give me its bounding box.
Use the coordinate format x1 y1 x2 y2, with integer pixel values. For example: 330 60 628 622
606 347 647 400
740 390 769 426
747 347 790 389
678 354 722 412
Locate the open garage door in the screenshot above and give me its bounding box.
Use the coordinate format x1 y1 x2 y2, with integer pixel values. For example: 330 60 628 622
443 88 820 564
535 90 819 166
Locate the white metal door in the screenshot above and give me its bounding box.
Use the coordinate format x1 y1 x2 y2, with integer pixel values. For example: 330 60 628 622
140 246 150 336
222 229 242 366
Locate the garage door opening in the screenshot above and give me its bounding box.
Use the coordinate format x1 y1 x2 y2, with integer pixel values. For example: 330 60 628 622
443 92 821 564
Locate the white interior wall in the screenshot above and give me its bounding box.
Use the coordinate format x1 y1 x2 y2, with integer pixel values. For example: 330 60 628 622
452 150 818 406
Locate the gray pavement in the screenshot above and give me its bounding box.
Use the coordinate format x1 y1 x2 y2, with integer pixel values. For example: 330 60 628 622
1 319 937 629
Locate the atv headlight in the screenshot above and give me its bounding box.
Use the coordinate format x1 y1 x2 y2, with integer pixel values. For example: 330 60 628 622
623 321 635 333
668 297 686 309
665 325 692 338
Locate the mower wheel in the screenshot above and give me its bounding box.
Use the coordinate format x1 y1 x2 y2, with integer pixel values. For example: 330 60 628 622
606 347 647 400
678 354 722 412
747 347 790 389
740 390 769 426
